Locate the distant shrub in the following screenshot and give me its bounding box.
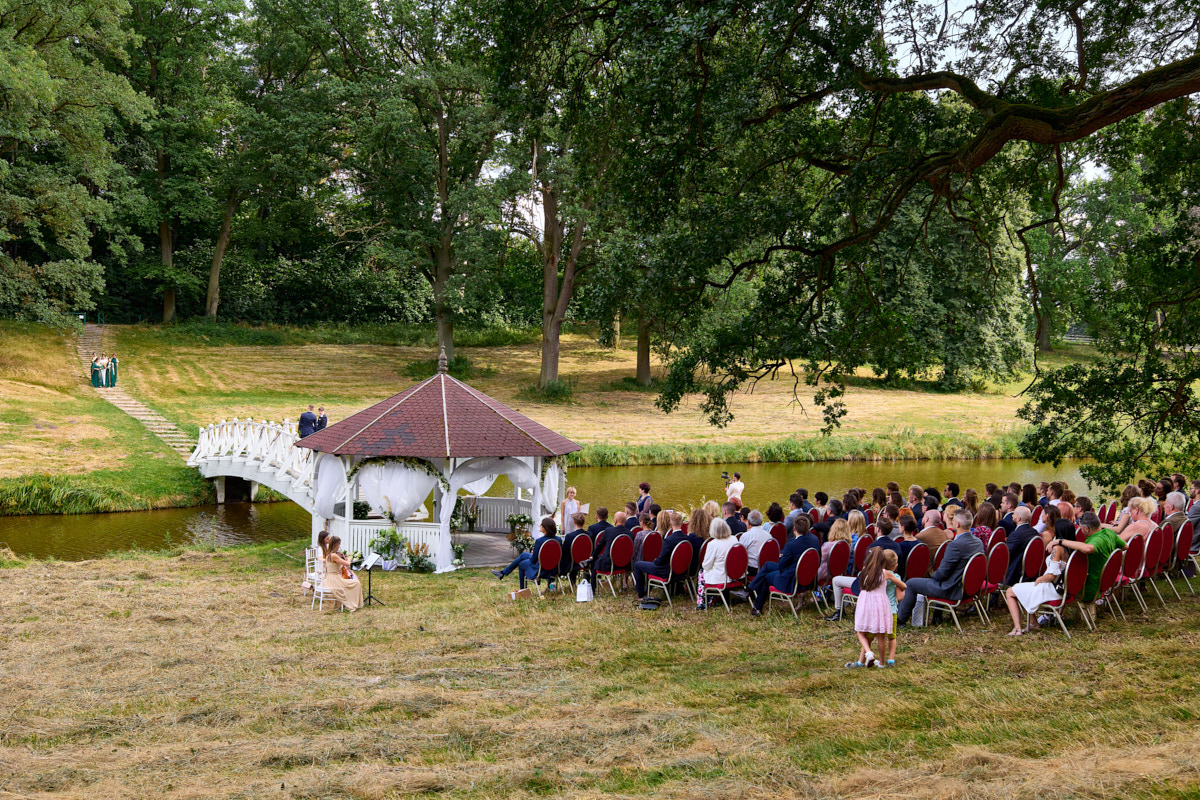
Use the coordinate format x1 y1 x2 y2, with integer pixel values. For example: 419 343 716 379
517 380 575 403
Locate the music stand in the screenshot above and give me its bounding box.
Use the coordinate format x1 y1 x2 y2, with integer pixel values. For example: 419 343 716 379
362 553 385 606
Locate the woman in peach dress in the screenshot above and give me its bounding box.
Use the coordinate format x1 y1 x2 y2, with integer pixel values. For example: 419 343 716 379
323 535 363 611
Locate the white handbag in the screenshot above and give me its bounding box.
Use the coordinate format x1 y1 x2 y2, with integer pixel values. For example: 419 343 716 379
576 580 594 602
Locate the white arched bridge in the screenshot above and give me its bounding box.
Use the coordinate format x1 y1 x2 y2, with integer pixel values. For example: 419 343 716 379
188 418 317 511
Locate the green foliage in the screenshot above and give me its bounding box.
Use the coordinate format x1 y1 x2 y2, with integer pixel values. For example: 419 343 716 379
117 319 539 348
405 542 435 573
401 357 496 381
0 475 144 516
368 528 408 561
517 380 575 403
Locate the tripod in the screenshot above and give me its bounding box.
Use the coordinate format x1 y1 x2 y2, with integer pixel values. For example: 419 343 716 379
362 553 386 607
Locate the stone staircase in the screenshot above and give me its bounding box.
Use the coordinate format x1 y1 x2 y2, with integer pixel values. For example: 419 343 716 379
78 324 195 458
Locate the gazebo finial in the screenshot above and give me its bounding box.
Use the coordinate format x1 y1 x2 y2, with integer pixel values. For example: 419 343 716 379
437 345 448 375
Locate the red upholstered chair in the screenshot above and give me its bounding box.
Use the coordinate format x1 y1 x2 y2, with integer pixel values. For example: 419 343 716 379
1105 502 1118 524
629 526 643 535
769 523 787 550
986 529 1006 553
925 553 987 633
532 539 563 598
866 523 878 537
864 509 874 524
647 541 693 608
1117 533 1148 614
688 539 709 597
820 540 852 615
641 532 663 563
1175 521 1198 596
681 521 688 534
932 541 948 572
1097 549 1127 622
757 539 781 569
1143 528 1169 609
596 534 633 598
1028 550 1093 637
1151 506 1163 524
903 543 929 581
980 543 1010 624
703 544 749 613
1022 537 1045 582
767 547 820 618
852 535 874 573
1030 505 1043 526
809 508 820 524
568 533 592 590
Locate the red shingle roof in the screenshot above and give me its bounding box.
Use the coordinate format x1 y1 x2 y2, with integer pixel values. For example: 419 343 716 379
295 373 581 458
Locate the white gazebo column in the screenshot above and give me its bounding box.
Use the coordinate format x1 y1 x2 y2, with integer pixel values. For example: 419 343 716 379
340 456 354 546
434 457 454 573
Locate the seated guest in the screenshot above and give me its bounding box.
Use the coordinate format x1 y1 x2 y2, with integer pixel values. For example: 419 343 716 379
985 482 999 499
846 510 867 543
684 509 707 572
634 511 688 601
819 519 853 587
1162 491 1188 539
921 496 942 530
881 503 901 529
813 499 844 539
1053 512 1125 604
889 491 905 509
1038 504 1076 546
1118 496 1157 543
321 535 363 611
649 503 662 525
623 502 639 527
962 488 980 517
869 517 901 556
924 486 942 508
723 502 747 536
896 505 917 529
590 511 628 591
813 491 830 520
740 509 773 576
897 508 985 625
796 488 813 512
749 515 819 616
1036 481 1050 506
494 518 561 589
1172 473 1188 494
738 506 751 524
587 507 612 538
842 493 860 516
942 482 963 510
1188 480 1200 552
907 484 924 520
998 493 1019 534
1004 540 1068 635
1106 484 1139 534
1073 496 1094 519
697 517 738 609
632 512 654 559
560 512 589 583
916 518 949 549
1004 506 1038 586
1021 483 1038 508
972 502 998 542
894 517 921 572
784 492 806 534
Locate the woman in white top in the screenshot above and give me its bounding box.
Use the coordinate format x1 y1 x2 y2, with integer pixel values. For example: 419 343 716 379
697 517 739 608
559 486 581 533
725 471 744 504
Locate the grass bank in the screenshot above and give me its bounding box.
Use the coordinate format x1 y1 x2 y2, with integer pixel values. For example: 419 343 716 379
568 429 1028 467
1 540 1198 799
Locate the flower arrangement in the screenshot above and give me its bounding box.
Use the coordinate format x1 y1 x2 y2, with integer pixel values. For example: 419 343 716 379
506 512 534 529
464 497 479 531
346 550 364 569
508 529 534 554
368 528 407 561
406 542 435 573
451 541 468 567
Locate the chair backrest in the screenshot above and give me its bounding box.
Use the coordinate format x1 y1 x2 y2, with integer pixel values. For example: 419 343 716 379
681 521 688 534
904 543 929 580
987 529 1006 553
986 543 1009 587
960 553 987 598
758 538 780 566
769 523 787 549
1122 534 1145 581
1158 526 1174 572
864 508 874 524
1177 521 1194 568
826 540 850 582
609 533 634 570
629 526 642 535
1098 548 1123 597
1105 502 1118 524
1022 537 1045 580
641 532 663 562
933 541 948 571
725 544 749 582
668 541 693 577
794 547 820 591
809 508 820 523
853 535 873 572
698 538 711 568
571 533 592 565
537 539 562 572
1062 550 1089 600
1143 528 1163 578
866 523 878 537
1030 505 1043 526
1151 506 1163 524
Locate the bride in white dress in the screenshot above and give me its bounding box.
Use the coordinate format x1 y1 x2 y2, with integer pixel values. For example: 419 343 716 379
1003 544 1066 635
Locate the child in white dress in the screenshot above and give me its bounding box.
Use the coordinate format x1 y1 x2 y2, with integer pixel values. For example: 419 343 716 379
1003 543 1066 635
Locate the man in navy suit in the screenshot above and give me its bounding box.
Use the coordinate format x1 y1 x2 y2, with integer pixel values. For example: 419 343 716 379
998 492 1019 535
316 406 328 431
590 511 627 591
749 515 819 615
898 508 985 624
723 503 747 536
560 512 589 584
633 511 688 600
1004 505 1038 586
493 519 561 590
587 507 612 539
298 405 318 438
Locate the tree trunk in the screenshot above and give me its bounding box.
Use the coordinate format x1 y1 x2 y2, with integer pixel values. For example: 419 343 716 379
1035 311 1053 352
636 315 651 386
432 231 455 363
159 218 176 324
612 312 621 348
436 307 455 364
206 192 239 318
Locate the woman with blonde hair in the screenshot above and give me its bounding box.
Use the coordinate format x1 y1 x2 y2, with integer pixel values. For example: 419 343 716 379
559 486 581 533
655 508 672 536
1106 484 1140 534
1119 496 1157 543
703 499 721 518
820 518 853 584
689 506 714 542
321 535 363 611
846 510 867 542
697 517 737 609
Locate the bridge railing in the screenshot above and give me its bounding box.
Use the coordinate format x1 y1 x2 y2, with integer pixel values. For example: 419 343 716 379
188 418 316 496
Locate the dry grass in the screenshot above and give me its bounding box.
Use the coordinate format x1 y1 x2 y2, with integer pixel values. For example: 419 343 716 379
112 330 1034 445
2 540 1199 799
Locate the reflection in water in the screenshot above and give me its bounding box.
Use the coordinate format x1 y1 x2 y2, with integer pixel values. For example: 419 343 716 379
0 459 1091 561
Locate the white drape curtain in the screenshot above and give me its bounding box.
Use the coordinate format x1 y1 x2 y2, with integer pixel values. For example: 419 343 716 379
358 462 439 524
540 461 564 516
313 454 346 520
436 457 541 569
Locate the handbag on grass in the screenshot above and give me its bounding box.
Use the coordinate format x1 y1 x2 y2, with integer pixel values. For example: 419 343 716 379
576 580 593 603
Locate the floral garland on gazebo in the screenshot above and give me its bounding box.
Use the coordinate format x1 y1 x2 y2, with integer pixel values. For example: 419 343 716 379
346 455 450 490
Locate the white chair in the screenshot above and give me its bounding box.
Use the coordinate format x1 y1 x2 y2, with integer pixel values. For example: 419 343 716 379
303 547 320 596
311 558 335 610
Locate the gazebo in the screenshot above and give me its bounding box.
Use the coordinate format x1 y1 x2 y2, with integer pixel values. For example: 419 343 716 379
296 351 581 571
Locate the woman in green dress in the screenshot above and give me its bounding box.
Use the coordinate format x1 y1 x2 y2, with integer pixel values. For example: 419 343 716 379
107 353 119 387
90 354 101 387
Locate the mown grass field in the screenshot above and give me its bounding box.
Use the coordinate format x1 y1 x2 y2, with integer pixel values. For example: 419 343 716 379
1 540 1198 799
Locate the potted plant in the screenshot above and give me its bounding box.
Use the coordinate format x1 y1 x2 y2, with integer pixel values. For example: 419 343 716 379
405 542 435 573
368 528 407 570
452 541 468 567
506 512 533 540
465 497 479 532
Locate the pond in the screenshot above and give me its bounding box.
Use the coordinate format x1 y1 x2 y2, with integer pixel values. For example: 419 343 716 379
0 459 1091 560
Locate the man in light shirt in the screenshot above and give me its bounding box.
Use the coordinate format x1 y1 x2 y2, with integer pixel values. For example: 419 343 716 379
725 471 745 504
739 509 772 576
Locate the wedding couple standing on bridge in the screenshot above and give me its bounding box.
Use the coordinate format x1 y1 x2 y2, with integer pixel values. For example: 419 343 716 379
298 405 327 438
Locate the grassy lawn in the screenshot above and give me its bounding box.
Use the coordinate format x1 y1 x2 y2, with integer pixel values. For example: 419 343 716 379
1 540 1197 799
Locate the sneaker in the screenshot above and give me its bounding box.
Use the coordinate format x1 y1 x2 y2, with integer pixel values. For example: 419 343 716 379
750 608 762 617
863 650 876 667
886 659 896 667
874 660 886 668
491 570 504 579
824 610 843 622
1036 614 1051 626
547 582 556 592
844 661 864 668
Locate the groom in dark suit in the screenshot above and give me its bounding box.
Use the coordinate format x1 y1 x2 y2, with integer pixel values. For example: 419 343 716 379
316 406 328 431
298 405 318 438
